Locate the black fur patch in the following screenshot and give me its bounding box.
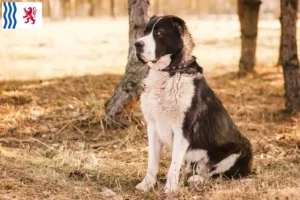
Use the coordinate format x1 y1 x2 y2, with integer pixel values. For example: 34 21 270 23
183 77 253 178
161 56 203 75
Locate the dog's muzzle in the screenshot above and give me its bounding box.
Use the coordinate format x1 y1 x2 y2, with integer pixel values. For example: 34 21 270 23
135 40 148 62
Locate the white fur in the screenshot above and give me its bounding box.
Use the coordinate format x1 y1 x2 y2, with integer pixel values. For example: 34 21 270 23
184 149 208 163
184 149 210 179
165 130 189 192
135 120 161 192
136 57 199 192
188 175 205 184
136 18 162 62
209 153 241 176
147 54 172 70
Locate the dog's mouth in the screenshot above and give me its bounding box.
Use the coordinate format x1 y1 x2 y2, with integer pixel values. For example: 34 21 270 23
137 54 149 63
152 56 161 64
137 53 158 64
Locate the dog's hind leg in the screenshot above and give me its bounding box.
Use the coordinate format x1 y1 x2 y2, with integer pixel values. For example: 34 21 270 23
136 120 162 192
186 161 210 185
209 153 241 177
209 142 253 178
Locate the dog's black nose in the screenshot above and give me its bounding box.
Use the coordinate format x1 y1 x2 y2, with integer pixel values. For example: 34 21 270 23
135 40 144 49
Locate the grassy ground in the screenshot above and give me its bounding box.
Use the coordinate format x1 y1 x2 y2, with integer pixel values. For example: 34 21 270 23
0 18 300 200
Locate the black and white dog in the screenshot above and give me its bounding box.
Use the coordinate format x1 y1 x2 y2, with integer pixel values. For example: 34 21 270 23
134 15 253 192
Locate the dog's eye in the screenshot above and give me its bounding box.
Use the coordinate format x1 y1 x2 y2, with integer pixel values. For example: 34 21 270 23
157 31 163 36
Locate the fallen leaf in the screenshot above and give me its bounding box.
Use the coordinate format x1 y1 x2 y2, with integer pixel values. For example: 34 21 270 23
101 188 123 200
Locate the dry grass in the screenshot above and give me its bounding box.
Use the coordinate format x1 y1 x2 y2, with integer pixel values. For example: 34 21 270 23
0 18 300 200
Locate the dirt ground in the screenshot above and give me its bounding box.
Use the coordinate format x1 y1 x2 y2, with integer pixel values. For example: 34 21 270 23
0 17 300 200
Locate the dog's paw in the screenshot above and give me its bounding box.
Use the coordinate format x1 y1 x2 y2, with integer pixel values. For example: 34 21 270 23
187 175 205 186
164 183 178 193
164 179 178 193
135 176 156 192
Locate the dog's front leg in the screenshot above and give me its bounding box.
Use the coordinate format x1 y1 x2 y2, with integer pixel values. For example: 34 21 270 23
165 126 189 192
136 120 162 192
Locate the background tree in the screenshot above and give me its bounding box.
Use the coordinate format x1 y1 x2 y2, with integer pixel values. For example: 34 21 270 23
88 0 95 17
237 0 261 76
49 0 64 20
280 0 300 112
153 0 159 14
104 0 149 127
277 0 283 67
277 27 283 66
70 0 76 18
110 0 115 18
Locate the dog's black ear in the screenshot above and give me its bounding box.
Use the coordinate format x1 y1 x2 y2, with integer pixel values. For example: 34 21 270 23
170 16 186 34
197 65 203 74
150 15 158 21
192 56 204 74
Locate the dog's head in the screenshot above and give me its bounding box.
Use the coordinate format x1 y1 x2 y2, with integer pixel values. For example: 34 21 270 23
135 15 194 64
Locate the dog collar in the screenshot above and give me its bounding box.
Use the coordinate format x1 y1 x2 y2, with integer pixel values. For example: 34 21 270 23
160 56 203 73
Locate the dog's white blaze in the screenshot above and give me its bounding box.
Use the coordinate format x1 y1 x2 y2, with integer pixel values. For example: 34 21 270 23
137 17 162 61
137 33 156 61
209 153 241 176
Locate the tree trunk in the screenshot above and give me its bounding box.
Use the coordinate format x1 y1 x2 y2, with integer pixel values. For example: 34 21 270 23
276 1 283 66
95 0 102 16
70 0 76 18
42 0 51 17
237 0 261 76
280 0 300 113
49 0 64 20
88 0 95 16
110 0 115 18
153 0 159 14
277 20 283 66
104 0 149 128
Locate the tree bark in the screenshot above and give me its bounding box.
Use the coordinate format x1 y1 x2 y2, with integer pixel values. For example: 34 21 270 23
110 0 115 18
49 0 64 20
153 0 159 14
42 0 51 17
277 19 283 66
88 0 95 17
280 0 300 113
276 0 283 66
104 0 149 128
237 0 261 76
70 0 76 18
277 5 283 67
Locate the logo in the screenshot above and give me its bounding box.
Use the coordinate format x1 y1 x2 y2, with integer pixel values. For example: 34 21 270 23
2 2 42 29
2 2 17 29
23 7 36 24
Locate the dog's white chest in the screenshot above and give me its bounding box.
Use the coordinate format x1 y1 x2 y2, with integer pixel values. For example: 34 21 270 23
141 70 195 147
